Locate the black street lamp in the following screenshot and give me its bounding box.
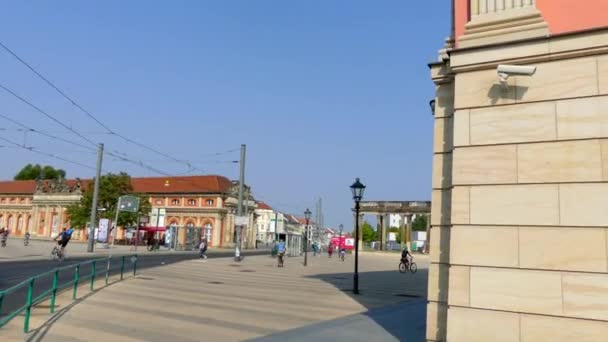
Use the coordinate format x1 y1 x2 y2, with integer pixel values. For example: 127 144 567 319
304 208 312 267
350 178 365 294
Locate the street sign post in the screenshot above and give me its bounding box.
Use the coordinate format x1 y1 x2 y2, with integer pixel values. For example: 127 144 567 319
119 195 140 213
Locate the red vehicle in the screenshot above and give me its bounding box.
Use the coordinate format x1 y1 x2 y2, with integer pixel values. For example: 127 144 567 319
330 236 355 250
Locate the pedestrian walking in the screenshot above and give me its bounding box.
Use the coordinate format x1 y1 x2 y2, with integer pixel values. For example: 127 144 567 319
277 240 286 267
328 243 333 258
312 242 318 256
199 238 208 260
0 227 8 247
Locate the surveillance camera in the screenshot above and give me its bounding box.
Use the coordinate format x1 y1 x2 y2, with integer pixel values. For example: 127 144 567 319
497 64 537 82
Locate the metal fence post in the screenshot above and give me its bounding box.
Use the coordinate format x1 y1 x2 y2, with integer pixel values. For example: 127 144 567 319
73 265 80 300
120 256 125 280
24 278 35 333
105 258 110 285
50 269 59 313
90 261 96 291
133 255 137 276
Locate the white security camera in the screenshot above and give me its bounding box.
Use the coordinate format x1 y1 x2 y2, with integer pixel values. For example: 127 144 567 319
497 64 537 83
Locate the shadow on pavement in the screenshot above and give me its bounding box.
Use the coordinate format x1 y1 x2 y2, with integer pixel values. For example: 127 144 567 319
251 268 428 342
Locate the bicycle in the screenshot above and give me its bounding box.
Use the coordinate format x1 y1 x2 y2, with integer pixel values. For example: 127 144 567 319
51 245 65 262
277 252 285 267
340 250 346 261
147 240 160 252
399 257 417 274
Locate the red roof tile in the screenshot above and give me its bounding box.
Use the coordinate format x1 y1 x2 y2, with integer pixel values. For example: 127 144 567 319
0 180 36 194
0 175 233 195
256 202 273 210
131 175 233 194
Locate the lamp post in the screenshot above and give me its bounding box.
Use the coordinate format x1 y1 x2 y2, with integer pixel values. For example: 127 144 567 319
339 224 343 250
350 178 365 295
304 208 311 266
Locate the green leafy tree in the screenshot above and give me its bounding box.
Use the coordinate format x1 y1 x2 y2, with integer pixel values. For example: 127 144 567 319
67 172 151 229
412 215 428 232
14 164 66 180
362 221 377 242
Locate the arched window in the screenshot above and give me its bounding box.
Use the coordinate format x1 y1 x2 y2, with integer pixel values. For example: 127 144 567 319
7 215 14 230
206 199 214 206
204 223 212 243
187 199 197 206
171 199 180 206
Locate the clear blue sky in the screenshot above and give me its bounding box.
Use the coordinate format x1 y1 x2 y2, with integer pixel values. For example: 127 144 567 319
0 1 450 230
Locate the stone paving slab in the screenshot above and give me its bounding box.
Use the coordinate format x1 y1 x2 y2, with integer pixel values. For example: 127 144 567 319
3 252 428 342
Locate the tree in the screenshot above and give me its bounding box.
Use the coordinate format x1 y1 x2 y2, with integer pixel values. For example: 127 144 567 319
67 172 151 229
14 164 66 180
362 221 377 242
412 215 428 232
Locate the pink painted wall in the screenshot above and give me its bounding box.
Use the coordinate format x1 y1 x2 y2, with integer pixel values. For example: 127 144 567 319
537 0 608 34
453 0 608 47
454 0 469 45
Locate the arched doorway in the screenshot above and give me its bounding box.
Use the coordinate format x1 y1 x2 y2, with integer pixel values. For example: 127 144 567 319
7 215 14 233
16 215 24 235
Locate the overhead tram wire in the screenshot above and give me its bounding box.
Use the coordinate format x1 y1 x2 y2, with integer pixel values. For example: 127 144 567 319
0 112 97 152
0 135 95 170
0 40 213 173
0 113 172 176
0 82 97 147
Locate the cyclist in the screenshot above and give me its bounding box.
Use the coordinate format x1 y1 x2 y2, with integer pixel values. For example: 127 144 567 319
277 240 286 267
339 246 346 261
401 248 412 268
55 227 74 255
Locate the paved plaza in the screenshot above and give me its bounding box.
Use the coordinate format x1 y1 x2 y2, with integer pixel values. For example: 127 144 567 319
5 251 428 341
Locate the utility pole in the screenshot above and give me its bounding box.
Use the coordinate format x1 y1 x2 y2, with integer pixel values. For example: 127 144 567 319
87 143 104 253
235 144 246 262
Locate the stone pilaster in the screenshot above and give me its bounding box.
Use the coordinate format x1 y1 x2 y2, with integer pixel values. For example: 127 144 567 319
460 0 549 48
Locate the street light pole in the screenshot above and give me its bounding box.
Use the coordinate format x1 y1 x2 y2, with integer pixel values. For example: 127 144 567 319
87 143 104 253
304 208 311 267
350 178 365 295
235 144 246 262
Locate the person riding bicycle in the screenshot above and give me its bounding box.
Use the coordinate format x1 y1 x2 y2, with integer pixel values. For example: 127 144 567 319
339 246 346 261
401 248 413 267
277 240 286 267
55 227 74 253
24 231 30 245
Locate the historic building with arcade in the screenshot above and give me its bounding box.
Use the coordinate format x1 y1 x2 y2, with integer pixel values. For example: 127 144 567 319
0 175 257 249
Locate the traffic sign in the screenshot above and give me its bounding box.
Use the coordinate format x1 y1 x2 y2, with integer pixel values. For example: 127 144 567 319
119 195 140 213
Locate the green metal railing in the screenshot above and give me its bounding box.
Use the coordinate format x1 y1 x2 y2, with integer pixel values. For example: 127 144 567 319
0 254 138 333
